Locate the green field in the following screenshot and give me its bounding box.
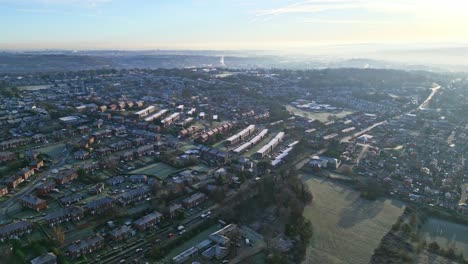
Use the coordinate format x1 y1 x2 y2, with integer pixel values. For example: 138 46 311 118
242 132 277 158
301 174 405 264
37 143 66 160
128 162 179 180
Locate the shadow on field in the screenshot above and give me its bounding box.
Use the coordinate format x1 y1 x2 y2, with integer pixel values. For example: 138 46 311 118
337 198 385 228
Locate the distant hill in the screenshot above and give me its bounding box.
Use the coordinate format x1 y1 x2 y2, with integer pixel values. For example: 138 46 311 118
0 50 466 73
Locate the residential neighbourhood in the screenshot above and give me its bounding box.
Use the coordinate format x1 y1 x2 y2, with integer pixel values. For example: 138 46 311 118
0 67 466 264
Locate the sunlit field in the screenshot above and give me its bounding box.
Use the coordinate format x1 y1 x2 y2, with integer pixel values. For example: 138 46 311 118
301 174 405 264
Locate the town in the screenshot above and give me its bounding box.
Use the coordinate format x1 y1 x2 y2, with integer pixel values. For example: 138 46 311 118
0 67 467 264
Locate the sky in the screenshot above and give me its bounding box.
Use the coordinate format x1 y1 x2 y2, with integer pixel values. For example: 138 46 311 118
1 0 468 51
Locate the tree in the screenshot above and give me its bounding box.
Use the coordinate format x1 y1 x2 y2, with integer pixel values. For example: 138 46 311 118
77 168 87 178
428 241 440 252
51 226 65 246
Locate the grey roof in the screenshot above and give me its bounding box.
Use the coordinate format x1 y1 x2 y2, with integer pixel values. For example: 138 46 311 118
59 193 83 204
119 186 149 200
106 176 124 185
134 211 162 226
109 225 131 237
20 195 46 205
30 252 57 264
183 192 207 204
66 235 104 253
45 206 83 221
0 220 33 236
84 197 114 210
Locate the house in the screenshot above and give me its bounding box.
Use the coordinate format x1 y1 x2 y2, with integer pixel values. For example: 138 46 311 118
29 159 44 171
120 151 134 162
36 181 55 196
209 224 238 247
199 147 229 165
118 186 150 206
0 138 30 151
30 252 57 264
0 185 8 197
24 150 39 161
89 183 105 195
109 140 131 151
77 125 91 134
91 129 112 139
129 175 147 183
3 175 24 188
182 192 207 208
17 167 35 180
0 151 15 163
109 225 131 241
168 203 183 218
66 235 104 258
45 206 84 226
134 211 162 231
112 126 126 135
134 144 154 157
79 162 100 174
20 195 47 211
96 147 112 157
74 150 90 160
32 134 47 143
59 193 83 206
0 220 33 241
55 170 78 185
106 176 124 186
84 197 114 215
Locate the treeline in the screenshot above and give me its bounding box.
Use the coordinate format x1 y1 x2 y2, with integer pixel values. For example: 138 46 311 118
219 168 314 263
371 206 468 264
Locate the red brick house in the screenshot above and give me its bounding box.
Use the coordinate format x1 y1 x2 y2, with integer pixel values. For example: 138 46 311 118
20 195 47 211
36 181 55 196
54 170 78 185
134 211 162 231
0 186 8 197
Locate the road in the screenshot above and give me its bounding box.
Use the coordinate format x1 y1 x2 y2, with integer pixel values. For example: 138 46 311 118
418 85 441 110
0 145 70 216
97 205 218 264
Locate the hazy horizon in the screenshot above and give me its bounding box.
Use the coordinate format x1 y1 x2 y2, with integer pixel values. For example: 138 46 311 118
2 0 468 52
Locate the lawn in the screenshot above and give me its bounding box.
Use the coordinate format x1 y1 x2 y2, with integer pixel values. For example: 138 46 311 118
37 143 66 160
242 132 277 158
128 162 179 180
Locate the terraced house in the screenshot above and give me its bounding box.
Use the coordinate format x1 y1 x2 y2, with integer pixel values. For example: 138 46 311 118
66 235 104 258
0 220 33 241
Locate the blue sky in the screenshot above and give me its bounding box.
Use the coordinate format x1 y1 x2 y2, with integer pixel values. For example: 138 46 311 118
1 0 467 50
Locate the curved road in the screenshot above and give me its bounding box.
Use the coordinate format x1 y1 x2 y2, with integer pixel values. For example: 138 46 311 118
0 145 70 217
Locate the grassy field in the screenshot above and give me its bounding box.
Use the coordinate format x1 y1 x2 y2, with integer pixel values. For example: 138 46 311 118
301 174 405 264
37 143 66 160
286 105 353 123
242 132 277 158
128 162 179 180
420 217 468 256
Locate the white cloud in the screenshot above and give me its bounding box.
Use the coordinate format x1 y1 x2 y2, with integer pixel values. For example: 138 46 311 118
254 0 410 17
